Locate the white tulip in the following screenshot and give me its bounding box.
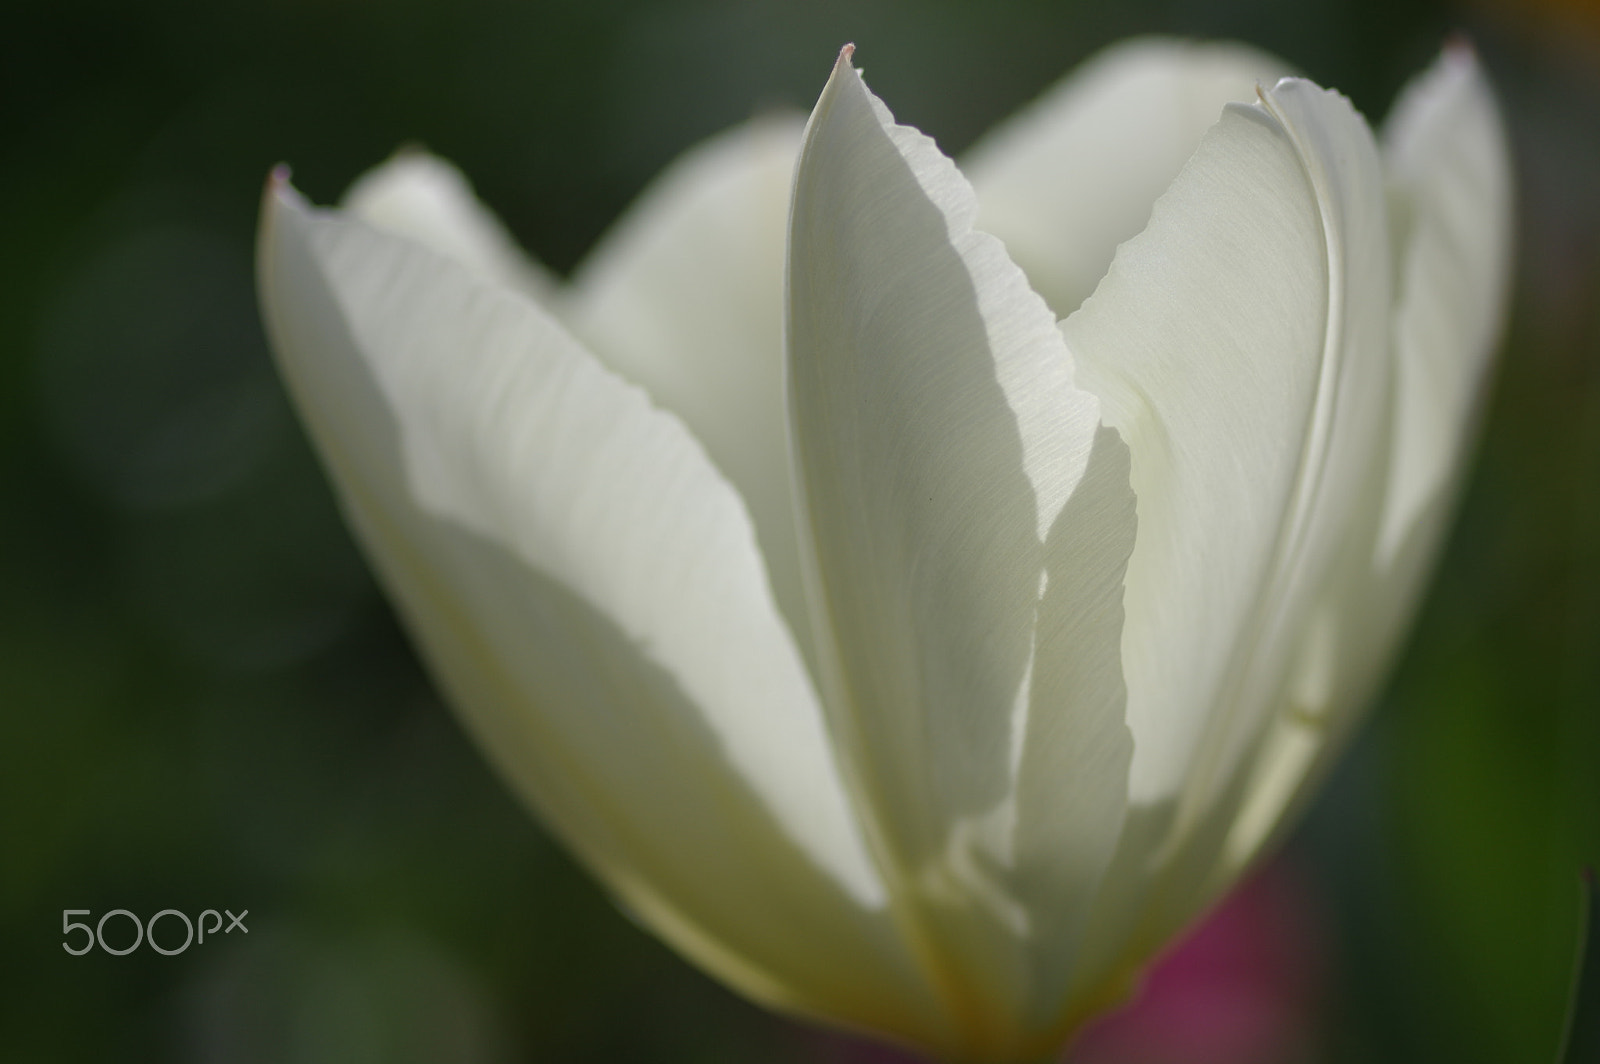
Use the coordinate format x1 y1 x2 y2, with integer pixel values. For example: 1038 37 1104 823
257 37 1511 1063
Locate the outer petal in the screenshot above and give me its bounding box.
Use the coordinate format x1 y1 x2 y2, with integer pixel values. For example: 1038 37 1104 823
1058 74 1393 985
1177 76 1396 830
1376 43 1512 568
963 38 1293 319
1062 76 1391 809
341 150 556 300
1220 44 1514 873
563 118 819 670
788 48 1138 1060
256 178 943 1040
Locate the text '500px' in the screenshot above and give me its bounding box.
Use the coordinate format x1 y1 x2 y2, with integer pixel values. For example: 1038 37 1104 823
62 909 248 955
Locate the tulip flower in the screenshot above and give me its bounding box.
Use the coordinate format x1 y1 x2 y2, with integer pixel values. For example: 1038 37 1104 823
257 37 1511 1063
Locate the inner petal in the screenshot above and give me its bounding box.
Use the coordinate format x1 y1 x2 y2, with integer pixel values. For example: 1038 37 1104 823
564 117 818 671
963 38 1293 319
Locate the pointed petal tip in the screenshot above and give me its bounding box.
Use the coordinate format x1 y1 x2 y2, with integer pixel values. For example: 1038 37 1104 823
1443 31 1478 63
835 42 855 70
265 163 293 203
1426 34 1486 88
263 163 305 214
260 167 299 243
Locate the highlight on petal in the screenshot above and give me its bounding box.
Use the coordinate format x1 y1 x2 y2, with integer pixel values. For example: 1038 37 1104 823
256 176 948 1040
341 149 556 299
562 116 818 669
963 38 1294 319
788 46 1137 1059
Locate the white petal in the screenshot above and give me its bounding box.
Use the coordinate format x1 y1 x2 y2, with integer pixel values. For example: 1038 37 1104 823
963 38 1294 319
788 48 1137 1056
1182 76 1395 818
341 150 557 300
257 177 945 1039
1062 74 1391 810
1219 43 1514 876
563 117 818 669
1376 43 1513 567
1060 73 1395 994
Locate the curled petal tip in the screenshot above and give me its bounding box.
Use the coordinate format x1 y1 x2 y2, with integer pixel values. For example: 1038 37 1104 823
836 42 856 70
269 162 292 188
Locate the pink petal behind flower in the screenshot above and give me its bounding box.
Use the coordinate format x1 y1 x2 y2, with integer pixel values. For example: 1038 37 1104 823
1067 860 1327 1064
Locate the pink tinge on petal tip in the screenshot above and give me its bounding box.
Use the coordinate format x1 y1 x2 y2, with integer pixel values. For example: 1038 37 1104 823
1442 31 1476 60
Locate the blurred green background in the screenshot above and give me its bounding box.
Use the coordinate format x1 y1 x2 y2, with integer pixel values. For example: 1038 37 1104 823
3 0 1598 1061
